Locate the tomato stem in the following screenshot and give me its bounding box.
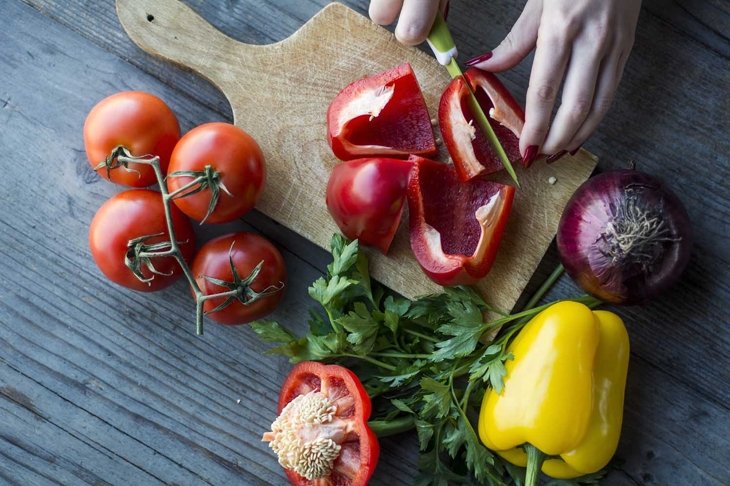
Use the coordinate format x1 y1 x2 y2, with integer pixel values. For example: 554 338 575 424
167 165 231 224
115 154 255 335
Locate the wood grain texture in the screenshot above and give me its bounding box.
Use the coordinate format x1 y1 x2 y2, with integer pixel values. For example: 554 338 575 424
1 0 728 485
115 0 597 314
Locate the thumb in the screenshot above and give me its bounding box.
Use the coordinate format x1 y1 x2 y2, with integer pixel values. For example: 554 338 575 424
466 0 542 72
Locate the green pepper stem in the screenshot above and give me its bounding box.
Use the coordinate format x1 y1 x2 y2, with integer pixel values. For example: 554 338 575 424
368 415 415 438
524 444 545 486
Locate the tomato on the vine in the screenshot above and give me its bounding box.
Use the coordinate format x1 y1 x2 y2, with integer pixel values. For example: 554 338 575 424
84 91 180 187
89 189 196 292
191 232 286 324
167 123 265 224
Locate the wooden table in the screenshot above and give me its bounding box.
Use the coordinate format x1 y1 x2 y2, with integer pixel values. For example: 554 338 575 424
1 1 727 484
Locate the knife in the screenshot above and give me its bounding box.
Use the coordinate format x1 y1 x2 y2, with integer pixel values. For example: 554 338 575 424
427 14 520 187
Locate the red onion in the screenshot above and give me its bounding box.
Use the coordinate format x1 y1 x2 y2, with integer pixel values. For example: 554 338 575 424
557 169 692 305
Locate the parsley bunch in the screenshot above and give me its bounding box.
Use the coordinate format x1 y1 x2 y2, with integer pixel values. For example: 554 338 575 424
252 235 603 485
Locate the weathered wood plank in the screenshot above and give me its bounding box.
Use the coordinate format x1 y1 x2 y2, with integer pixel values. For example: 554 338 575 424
2 0 729 485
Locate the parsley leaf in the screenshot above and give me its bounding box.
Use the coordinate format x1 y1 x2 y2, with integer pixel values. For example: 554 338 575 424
469 344 515 394
337 302 379 354
420 378 452 419
249 320 296 344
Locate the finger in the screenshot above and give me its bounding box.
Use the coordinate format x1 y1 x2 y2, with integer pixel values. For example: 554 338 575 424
540 40 605 154
369 0 404 26
440 0 449 20
519 30 571 155
566 49 629 150
394 0 440 46
466 0 542 72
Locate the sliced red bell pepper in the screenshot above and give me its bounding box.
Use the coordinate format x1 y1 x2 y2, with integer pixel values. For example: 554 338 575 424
326 157 413 254
327 63 437 161
263 362 379 486
408 156 515 286
439 68 524 181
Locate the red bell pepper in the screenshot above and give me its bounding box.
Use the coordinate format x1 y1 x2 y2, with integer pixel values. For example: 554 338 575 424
326 157 413 254
439 68 524 181
327 63 437 161
408 156 515 286
263 362 379 486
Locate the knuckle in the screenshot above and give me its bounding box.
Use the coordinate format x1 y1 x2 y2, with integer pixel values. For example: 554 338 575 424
592 17 611 42
533 83 558 104
568 98 592 121
395 23 428 45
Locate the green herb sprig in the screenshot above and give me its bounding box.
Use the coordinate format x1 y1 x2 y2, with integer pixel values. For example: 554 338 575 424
252 235 604 485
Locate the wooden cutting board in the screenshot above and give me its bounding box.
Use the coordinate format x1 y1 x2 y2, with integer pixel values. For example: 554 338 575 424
116 0 597 312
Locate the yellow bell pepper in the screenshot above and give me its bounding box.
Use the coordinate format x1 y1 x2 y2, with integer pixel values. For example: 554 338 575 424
478 301 630 485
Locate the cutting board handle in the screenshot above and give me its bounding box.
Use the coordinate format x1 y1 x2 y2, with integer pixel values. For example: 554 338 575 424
116 0 265 95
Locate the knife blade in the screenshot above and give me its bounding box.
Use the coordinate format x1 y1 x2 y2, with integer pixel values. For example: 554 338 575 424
426 14 520 187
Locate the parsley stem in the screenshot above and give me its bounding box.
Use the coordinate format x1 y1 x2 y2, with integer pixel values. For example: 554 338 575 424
338 353 397 371
403 328 439 343
370 352 431 359
368 415 415 438
521 264 565 311
460 379 477 411
449 373 509 486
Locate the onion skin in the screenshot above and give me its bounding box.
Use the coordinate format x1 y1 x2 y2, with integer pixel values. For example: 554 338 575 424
557 170 692 305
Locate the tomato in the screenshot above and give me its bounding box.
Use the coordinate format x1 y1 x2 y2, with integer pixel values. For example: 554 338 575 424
265 362 379 486
191 233 286 324
89 189 195 292
439 68 524 180
166 122 265 224
326 158 413 254
408 156 515 286
84 91 180 187
327 63 437 161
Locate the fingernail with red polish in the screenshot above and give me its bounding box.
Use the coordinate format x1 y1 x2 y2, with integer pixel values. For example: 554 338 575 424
465 52 493 67
569 145 582 156
522 145 538 168
546 150 568 164
443 2 450 21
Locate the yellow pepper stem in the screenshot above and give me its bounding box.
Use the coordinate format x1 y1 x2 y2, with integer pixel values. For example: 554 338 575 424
524 444 545 486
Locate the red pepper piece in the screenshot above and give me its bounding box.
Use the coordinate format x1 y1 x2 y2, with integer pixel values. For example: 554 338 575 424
439 68 524 181
327 63 437 161
408 156 515 286
326 158 413 254
264 362 379 486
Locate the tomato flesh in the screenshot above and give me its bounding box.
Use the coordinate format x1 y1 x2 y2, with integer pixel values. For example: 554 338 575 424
408 156 515 286
327 63 436 161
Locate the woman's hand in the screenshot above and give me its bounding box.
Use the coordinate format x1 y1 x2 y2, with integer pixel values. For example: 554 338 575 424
369 0 448 46
369 0 641 165
469 0 641 163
